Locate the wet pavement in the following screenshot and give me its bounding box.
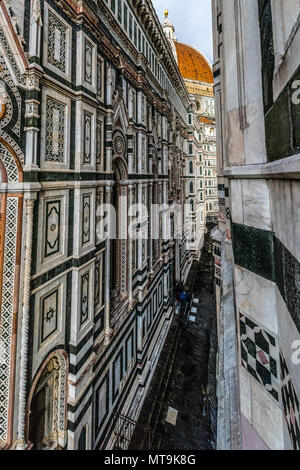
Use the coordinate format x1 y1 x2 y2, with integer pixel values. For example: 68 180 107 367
131 224 218 450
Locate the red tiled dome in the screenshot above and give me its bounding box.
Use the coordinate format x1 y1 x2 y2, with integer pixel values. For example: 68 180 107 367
174 42 213 84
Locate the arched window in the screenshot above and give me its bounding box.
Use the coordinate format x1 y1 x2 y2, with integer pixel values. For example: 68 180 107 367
189 182 194 194
111 156 128 311
199 166 202 176
152 165 160 266
189 161 193 174
190 199 194 212
189 144 193 155
28 352 68 450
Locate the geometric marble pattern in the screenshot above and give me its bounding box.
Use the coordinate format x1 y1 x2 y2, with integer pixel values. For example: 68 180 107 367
41 289 58 343
0 197 18 442
280 351 300 450
0 143 19 182
45 97 66 163
45 200 61 257
240 313 280 402
48 12 67 73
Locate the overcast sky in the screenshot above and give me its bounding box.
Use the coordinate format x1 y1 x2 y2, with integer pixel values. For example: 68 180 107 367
152 0 213 64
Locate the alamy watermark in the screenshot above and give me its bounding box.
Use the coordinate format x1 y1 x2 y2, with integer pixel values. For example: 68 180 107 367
291 80 300 105
96 200 197 250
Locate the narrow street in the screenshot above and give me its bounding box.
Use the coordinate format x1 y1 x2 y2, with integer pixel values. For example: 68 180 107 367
131 224 218 450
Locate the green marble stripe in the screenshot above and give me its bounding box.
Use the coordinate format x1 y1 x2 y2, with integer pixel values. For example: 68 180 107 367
232 223 300 333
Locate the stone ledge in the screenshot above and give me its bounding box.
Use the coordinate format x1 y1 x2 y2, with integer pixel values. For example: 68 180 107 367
223 153 300 179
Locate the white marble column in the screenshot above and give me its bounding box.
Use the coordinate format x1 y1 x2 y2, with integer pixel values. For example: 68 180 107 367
104 184 113 345
16 196 36 450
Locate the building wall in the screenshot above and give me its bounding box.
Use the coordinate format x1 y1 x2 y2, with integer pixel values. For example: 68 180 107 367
212 0 300 450
162 18 218 258
0 0 190 450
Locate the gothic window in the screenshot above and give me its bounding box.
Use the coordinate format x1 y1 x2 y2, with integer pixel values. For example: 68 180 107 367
190 182 194 194
28 354 67 450
189 161 193 174
110 157 128 311
190 199 194 212
152 167 160 266
189 143 193 155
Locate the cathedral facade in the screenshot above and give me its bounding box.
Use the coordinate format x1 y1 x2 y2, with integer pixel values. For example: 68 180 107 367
162 11 218 256
0 0 190 450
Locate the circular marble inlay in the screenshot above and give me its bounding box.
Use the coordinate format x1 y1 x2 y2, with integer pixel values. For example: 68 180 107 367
113 133 125 156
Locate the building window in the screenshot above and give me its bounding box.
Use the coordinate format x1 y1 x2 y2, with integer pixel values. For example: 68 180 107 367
189 161 193 174
117 0 122 23
123 4 128 31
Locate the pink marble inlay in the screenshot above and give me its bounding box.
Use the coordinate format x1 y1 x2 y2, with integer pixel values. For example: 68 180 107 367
257 350 269 365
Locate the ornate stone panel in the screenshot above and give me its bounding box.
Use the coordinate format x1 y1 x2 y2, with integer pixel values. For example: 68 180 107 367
280 351 300 450
45 200 61 258
80 272 89 326
96 120 103 165
0 142 19 182
240 313 280 401
84 113 92 164
84 40 92 84
41 289 58 343
82 195 91 245
48 12 67 73
45 97 66 163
